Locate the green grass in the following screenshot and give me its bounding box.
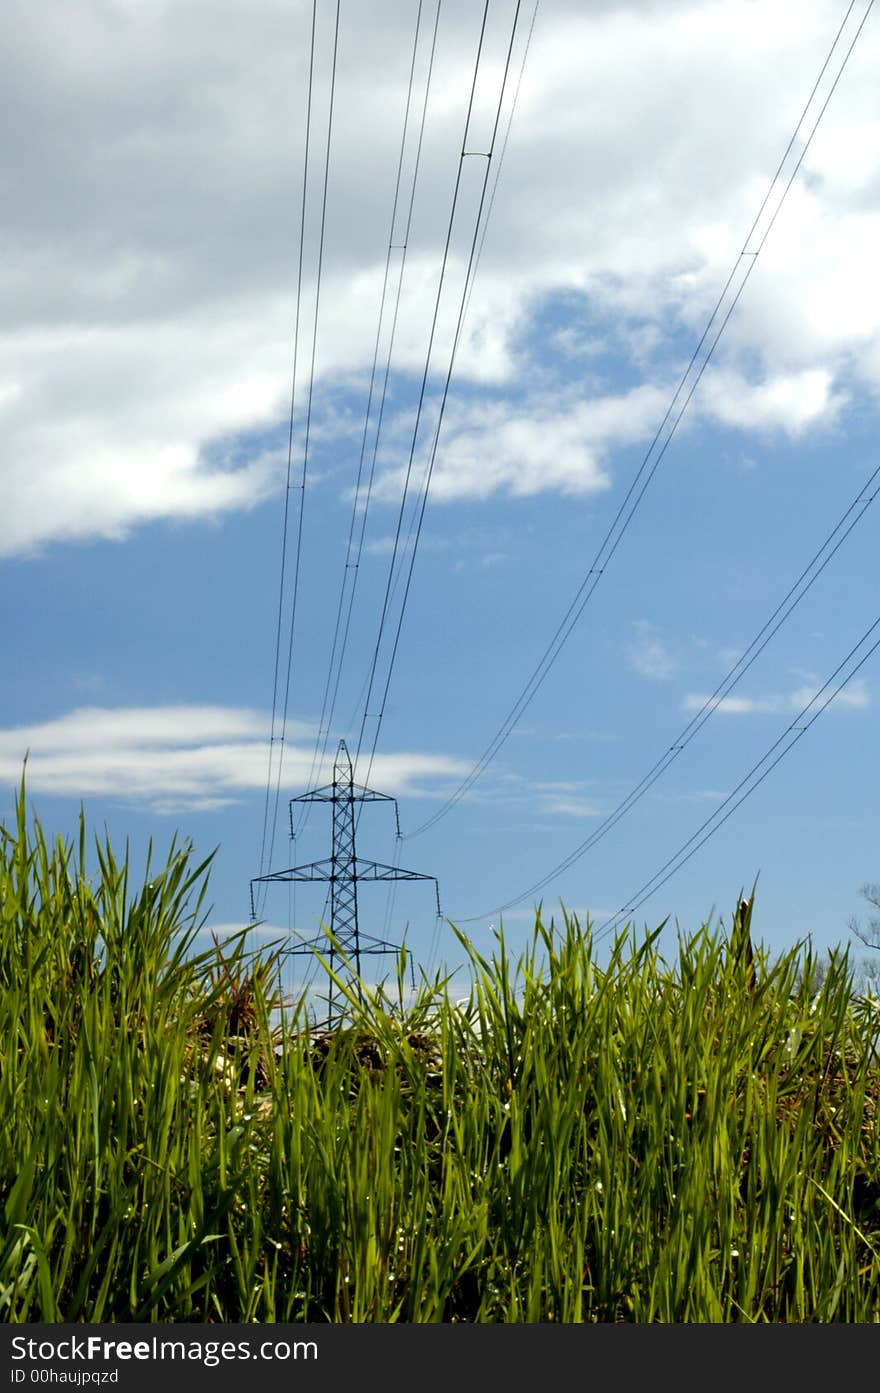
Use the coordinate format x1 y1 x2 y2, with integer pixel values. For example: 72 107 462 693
1 781 879 1321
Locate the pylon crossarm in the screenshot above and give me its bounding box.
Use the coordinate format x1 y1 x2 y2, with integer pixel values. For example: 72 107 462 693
289 782 394 809
251 858 334 885
290 787 337 803
358 928 410 951
351 858 435 882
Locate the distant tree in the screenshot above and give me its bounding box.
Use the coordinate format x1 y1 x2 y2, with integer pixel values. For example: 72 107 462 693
795 952 831 995
792 943 878 1001
848 883 880 954
857 955 880 999
845 885 880 1000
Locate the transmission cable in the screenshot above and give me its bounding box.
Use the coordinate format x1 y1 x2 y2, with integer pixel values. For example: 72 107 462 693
403 0 870 842
255 0 319 912
349 1 494 781
460 0 540 333
344 0 537 764
353 2 524 795
290 0 442 842
343 3 537 764
592 606 880 941
455 453 880 922
255 1 342 918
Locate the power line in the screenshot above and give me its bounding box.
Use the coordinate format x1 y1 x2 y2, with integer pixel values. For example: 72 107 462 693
593 607 880 940
460 0 540 332
267 0 342 883
349 1 495 779
333 0 535 766
356 0 538 805
344 0 540 774
291 0 442 842
353 2 525 796
403 0 871 842
255 0 342 918
255 0 319 907
455 452 880 922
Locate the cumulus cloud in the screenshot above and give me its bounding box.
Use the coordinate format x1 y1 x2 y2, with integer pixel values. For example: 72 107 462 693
371 382 669 503
697 367 849 437
0 704 470 810
2 0 879 550
0 308 290 555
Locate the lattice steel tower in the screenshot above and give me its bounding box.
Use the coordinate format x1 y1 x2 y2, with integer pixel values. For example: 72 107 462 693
250 740 440 1008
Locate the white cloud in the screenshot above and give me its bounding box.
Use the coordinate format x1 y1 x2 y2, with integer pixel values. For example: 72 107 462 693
681 677 870 715
630 640 676 680
790 678 870 711
717 645 748 669
0 308 293 556
371 383 669 503
198 921 290 943
475 774 602 819
550 327 606 361
627 624 677 680
697 367 848 437
2 1 880 550
362 532 449 557
694 694 780 715
0 705 274 752
536 794 601 819
654 788 729 803
0 704 469 810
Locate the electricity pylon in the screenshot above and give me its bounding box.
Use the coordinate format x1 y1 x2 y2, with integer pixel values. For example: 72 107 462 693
250 740 441 1018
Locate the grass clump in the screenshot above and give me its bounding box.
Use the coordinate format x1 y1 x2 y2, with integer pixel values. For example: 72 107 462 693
1 785 879 1322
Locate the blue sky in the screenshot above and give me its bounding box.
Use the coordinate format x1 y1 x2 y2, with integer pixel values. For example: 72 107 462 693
3 0 880 996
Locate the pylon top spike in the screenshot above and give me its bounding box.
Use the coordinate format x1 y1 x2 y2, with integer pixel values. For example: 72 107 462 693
335 740 353 781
